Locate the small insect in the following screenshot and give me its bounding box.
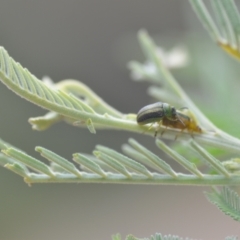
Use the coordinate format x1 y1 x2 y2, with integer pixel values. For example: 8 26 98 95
162 108 202 134
137 102 202 138
137 102 185 136
137 102 181 124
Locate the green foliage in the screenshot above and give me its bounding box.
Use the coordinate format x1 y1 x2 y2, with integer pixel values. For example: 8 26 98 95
206 187 240 221
1 0 240 239
123 233 198 240
2 136 240 186
225 237 238 240
190 0 240 60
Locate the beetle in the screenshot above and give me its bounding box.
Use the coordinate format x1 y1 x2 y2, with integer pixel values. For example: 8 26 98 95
137 102 202 137
137 102 180 125
137 102 185 137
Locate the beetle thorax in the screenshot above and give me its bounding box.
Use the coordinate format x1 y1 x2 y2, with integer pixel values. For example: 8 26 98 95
162 103 177 121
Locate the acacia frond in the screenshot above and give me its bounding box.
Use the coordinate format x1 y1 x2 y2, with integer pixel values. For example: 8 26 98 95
1 33 240 153
124 232 197 240
114 233 238 240
127 30 240 152
225 237 239 240
1 137 240 185
205 187 240 222
190 0 240 61
0 47 140 134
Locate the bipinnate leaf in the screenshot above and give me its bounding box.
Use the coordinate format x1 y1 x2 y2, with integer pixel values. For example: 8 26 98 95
205 187 240 221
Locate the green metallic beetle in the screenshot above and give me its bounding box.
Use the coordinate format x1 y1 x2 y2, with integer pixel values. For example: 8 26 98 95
137 102 180 125
137 102 187 137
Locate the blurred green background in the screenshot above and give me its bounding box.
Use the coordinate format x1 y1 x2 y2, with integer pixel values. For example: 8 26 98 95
0 1 240 239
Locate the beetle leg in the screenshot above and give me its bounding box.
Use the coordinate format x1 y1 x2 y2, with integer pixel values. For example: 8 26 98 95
140 122 154 135
174 128 184 140
160 128 166 137
189 129 195 138
154 121 164 138
159 121 167 138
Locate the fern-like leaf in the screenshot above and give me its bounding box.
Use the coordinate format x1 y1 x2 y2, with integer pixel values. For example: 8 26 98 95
0 47 93 117
1 36 240 152
1 137 240 186
113 233 238 240
125 233 197 240
0 47 140 134
190 0 240 60
205 187 240 221
225 237 238 240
